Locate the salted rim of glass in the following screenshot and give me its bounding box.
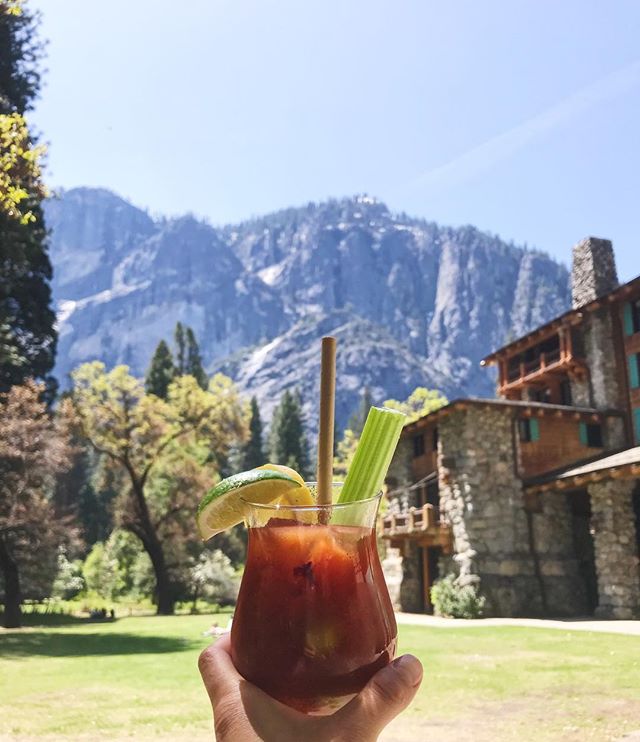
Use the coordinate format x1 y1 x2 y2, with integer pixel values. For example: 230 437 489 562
241 485 382 511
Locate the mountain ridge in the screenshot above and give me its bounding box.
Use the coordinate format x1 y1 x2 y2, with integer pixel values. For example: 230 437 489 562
45 187 571 431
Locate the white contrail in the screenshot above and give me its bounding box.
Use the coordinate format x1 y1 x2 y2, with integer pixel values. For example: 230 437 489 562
409 59 640 192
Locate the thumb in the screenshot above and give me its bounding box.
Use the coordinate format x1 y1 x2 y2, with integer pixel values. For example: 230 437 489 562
333 654 423 740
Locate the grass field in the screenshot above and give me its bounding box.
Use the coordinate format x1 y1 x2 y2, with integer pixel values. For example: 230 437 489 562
1 614 639 741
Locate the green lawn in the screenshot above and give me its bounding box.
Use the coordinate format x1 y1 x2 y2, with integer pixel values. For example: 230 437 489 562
1 614 639 741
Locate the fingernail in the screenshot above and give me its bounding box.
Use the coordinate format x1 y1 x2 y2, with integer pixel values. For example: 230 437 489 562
391 654 423 687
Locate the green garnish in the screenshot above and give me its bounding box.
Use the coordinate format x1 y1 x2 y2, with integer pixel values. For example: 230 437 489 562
337 406 406 503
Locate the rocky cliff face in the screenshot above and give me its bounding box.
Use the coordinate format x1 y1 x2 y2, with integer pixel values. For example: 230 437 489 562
46 188 571 429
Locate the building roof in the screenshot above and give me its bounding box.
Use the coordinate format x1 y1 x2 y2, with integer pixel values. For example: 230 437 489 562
524 446 640 493
401 397 620 435
481 274 640 366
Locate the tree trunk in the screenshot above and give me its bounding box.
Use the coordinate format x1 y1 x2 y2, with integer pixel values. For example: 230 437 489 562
0 536 22 629
126 467 175 615
146 534 174 615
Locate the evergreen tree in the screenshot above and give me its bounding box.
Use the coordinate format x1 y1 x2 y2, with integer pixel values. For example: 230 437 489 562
174 322 186 375
145 339 175 399
0 1 43 115
185 326 208 390
347 386 373 436
241 396 265 469
0 2 56 395
269 389 310 478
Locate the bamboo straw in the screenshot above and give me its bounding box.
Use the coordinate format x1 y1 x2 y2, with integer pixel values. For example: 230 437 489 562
316 336 336 508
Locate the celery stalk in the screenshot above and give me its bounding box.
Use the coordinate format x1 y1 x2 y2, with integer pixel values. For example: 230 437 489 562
337 406 406 503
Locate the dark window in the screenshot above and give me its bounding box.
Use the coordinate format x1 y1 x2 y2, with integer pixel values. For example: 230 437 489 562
432 427 439 451
560 378 572 406
518 418 540 443
426 480 439 507
413 434 425 458
634 408 640 445
579 422 603 447
529 387 551 403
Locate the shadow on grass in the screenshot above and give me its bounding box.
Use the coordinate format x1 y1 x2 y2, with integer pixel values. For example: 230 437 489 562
3 612 92 628
0 631 199 658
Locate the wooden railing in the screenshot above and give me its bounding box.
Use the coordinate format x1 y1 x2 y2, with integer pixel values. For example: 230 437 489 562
381 503 443 537
507 348 563 383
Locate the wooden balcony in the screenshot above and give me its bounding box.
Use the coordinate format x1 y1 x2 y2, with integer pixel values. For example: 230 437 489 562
499 328 588 396
381 504 453 553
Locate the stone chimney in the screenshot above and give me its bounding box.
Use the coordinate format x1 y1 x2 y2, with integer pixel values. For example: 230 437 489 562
571 237 618 309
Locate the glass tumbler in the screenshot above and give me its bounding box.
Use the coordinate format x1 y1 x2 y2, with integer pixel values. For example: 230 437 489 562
230 484 397 714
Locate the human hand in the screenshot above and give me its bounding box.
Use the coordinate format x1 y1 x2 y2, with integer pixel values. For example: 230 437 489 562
198 634 423 742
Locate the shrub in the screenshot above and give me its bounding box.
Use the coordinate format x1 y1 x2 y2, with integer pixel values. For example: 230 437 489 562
430 574 485 619
51 548 85 600
190 549 240 607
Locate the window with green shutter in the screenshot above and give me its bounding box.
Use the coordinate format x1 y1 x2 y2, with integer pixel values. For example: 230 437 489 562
529 418 540 442
624 302 634 336
518 418 540 443
634 408 640 445
579 421 588 445
624 300 640 336
629 354 640 389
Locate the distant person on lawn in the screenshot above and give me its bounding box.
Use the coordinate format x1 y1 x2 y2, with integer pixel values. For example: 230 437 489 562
199 635 423 741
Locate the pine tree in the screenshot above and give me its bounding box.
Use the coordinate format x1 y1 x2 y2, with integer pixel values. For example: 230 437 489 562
185 326 208 390
174 322 186 375
347 386 373 436
145 339 176 399
269 389 310 478
0 2 56 395
241 396 265 469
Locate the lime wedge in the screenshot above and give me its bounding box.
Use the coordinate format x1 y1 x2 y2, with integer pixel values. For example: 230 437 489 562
197 469 302 540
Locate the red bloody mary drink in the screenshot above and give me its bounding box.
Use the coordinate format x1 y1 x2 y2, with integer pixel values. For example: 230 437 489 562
231 489 397 714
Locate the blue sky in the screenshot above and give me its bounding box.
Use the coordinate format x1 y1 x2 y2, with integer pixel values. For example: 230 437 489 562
31 0 639 279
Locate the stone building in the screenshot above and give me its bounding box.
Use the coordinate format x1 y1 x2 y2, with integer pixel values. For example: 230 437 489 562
383 237 640 619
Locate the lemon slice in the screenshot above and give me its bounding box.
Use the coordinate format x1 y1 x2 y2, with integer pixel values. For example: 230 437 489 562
258 464 315 506
197 469 302 540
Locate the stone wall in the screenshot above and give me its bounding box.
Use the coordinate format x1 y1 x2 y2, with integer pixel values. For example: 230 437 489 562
381 547 403 611
589 479 640 619
437 406 544 616
385 434 422 612
569 375 591 408
398 542 424 613
581 307 625 414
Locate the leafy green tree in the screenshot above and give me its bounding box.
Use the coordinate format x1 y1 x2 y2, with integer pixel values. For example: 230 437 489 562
0 2 56 395
334 427 359 481
69 362 248 615
241 396 265 469
185 326 208 390
145 339 176 399
383 387 448 424
104 529 153 601
269 389 310 479
82 542 118 600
